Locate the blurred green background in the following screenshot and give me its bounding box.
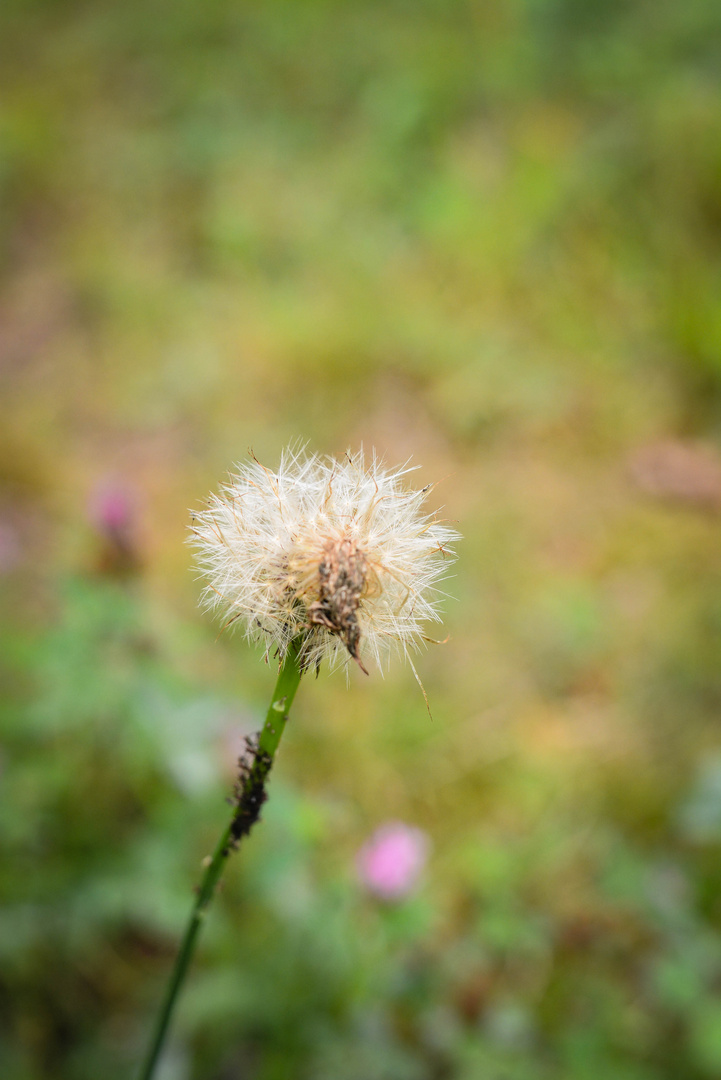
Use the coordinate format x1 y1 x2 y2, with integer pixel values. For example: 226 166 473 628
3 1 721 1077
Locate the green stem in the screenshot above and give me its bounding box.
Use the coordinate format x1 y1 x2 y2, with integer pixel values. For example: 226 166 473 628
137 640 303 1080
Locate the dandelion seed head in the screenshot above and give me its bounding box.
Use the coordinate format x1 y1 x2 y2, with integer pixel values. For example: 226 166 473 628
190 447 459 673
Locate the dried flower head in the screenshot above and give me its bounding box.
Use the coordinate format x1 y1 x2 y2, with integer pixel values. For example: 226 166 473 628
190 447 458 675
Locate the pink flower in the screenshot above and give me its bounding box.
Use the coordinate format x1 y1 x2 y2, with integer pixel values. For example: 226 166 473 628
356 822 430 901
0 521 21 574
89 482 135 535
88 479 143 576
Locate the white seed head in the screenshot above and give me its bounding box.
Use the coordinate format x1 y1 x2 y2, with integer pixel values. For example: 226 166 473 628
190 447 459 674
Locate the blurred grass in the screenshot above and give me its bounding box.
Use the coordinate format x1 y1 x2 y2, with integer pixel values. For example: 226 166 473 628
2 1 721 1078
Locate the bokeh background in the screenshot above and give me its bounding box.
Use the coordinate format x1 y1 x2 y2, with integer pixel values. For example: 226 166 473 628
3 1 721 1077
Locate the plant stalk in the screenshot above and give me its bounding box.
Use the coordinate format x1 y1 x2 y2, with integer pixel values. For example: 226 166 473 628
137 640 303 1080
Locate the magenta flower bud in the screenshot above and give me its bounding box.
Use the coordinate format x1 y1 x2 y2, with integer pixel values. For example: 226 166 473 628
356 821 430 901
0 521 21 574
88 478 143 577
89 481 134 535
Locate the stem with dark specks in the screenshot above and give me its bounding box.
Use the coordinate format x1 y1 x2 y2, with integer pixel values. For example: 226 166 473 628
137 640 303 1080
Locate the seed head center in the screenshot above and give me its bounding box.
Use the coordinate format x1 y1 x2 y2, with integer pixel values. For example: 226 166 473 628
307 537 369 674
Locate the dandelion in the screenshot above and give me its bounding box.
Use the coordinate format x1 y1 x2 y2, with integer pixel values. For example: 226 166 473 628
190 447 459 676
138 448 458 1080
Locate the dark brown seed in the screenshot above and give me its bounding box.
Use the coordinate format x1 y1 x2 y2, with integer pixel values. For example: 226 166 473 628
307 537 369 674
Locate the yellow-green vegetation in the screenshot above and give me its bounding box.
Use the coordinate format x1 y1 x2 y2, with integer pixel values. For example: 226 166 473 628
3 1 721 1078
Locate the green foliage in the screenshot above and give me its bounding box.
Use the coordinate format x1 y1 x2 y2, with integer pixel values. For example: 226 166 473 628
3 574 721 1079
